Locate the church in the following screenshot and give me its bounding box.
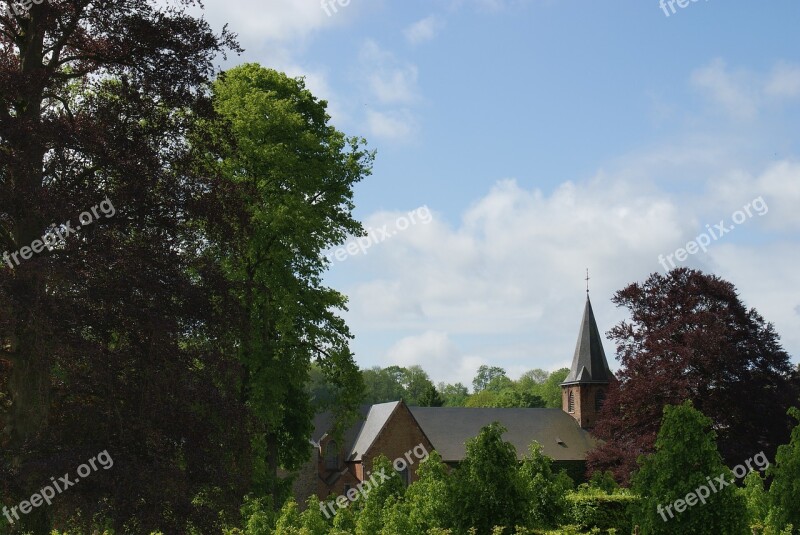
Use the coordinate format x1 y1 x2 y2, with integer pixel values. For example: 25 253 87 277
290 294 614 503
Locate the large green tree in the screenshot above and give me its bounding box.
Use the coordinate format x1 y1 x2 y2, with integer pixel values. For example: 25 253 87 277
207 63 371 502
590 269 798 482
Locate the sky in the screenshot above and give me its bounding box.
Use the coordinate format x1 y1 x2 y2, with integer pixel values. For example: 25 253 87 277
189 0 800 388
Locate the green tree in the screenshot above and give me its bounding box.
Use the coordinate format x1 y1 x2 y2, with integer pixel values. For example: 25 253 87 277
537 368 570 408
451 422 529 533
401 365 439 405
363 366 407 403
418 383 445 407
742 471 770 529
438 382 470 406
405 451 453 532
356 455 406 535
472 365 509 393
519 442 573 528
631 401 749 535
518 369 549 389
210 63 371 503
767 407 800 531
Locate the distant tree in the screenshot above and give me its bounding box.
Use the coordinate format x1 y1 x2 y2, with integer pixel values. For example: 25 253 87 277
472 365 508 393
418 383 445 407
438 382 470 406
519 368 550 388
590 269 798 482
362 366 407 404
464 389 499 408
491 388 546 408
538 368 570 408
631 401 749 535
767 407 800 531
307 363 337 410
401 365 438 405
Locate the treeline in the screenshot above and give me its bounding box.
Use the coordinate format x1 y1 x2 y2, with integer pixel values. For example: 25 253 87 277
308 364 569 409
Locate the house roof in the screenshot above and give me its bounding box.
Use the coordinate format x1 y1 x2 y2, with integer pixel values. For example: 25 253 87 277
348 401 402 461
310 403 597 465
408 406 598 462
561 295 613 385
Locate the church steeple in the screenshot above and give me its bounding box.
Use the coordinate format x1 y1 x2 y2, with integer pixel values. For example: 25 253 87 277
562 295 612 385
561 292 612 430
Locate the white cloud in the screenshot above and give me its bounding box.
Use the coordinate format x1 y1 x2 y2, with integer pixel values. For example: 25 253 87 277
690 59 800 120
691 59 759 120
360 40 419 104
765 62 800 99
404 15 443 45
365 109 417 141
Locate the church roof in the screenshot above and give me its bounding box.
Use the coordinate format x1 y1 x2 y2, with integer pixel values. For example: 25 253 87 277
409 407 598 462
561 296 612 385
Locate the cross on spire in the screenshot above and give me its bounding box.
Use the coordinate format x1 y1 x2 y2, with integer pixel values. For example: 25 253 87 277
585 268 590 295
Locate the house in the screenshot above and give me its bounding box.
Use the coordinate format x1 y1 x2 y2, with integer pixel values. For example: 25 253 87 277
291 294 612 504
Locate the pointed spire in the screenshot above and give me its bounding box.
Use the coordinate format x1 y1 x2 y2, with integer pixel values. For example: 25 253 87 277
561 295 612 385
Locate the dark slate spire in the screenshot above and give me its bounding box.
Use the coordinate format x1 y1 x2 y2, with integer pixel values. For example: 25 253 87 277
561 296 612 385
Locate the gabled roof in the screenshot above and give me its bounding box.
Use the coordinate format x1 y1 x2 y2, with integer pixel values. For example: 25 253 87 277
408 407 598 462
561 296 612 385
348 401 402 461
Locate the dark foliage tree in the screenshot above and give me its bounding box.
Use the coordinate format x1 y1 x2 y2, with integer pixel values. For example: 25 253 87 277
0 1 250 532
589 269 798 483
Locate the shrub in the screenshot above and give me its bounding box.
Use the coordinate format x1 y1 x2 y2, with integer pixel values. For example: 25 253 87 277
566 492 637 533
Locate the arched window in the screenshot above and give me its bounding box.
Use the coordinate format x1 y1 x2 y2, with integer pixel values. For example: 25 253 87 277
568 390 575 413
399 466 410 486
595 390 606 412
325 441 338 470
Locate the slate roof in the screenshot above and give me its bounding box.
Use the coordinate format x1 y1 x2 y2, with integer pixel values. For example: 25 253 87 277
310 403 597 465
408 407 597 462
561 296 613 385
348 401 402 461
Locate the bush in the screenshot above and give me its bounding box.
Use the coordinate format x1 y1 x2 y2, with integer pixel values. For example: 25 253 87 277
566 492 637 533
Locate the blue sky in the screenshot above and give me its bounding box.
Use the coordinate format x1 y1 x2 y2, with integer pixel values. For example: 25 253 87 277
196 0 800 387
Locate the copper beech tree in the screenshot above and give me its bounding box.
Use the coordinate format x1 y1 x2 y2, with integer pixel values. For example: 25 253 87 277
589 268 799 484
0 0 248 532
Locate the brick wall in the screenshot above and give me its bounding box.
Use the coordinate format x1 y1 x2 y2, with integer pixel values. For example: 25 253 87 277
360 404 434 486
